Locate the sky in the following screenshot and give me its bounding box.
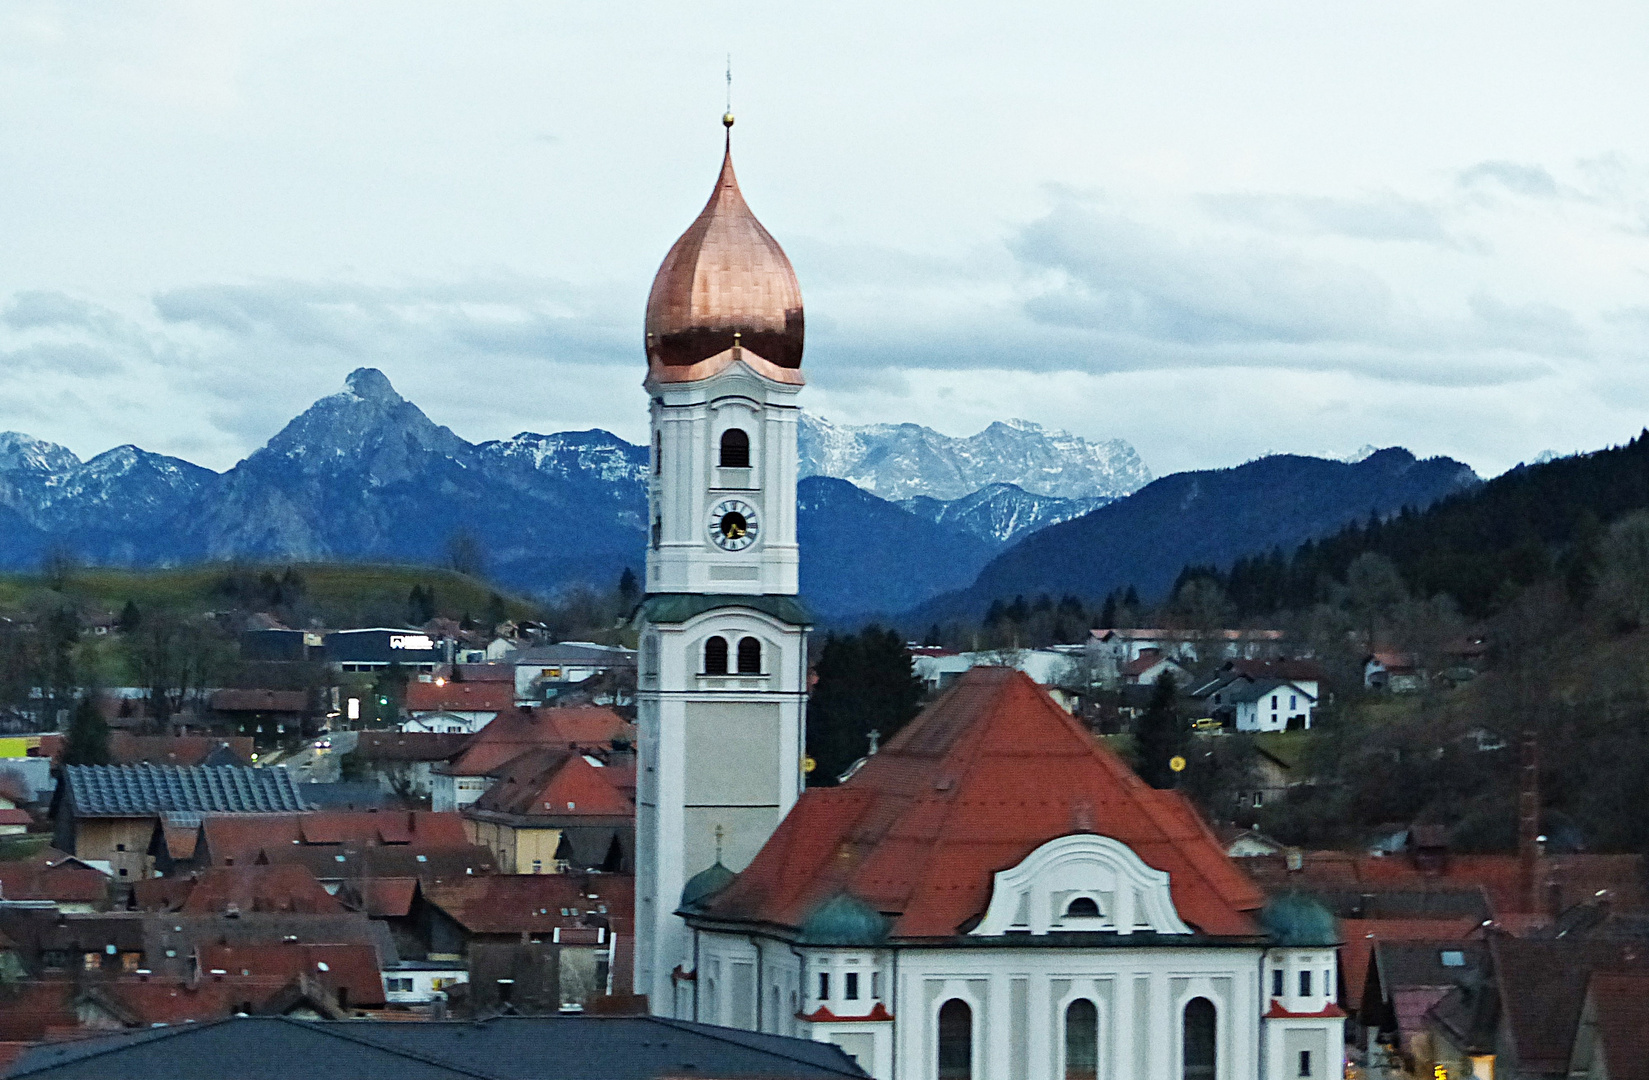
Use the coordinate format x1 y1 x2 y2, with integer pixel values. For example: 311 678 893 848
2 2 1647 480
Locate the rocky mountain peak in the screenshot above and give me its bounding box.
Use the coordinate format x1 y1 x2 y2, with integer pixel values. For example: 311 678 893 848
0 432 80 477
343 366 401 404
256 368 468 473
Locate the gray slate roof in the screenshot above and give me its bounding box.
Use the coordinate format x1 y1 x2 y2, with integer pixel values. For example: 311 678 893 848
63 764 310 817
6 1014 870 1079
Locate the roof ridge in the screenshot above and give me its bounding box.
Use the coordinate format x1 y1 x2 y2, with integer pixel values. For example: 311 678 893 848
5 1015 241 1076
647 1016 865 1075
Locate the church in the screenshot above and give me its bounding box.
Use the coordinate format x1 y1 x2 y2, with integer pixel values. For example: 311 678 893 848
632 113 1343 1080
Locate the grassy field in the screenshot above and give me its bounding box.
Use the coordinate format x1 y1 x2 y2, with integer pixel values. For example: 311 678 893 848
0 562 543 625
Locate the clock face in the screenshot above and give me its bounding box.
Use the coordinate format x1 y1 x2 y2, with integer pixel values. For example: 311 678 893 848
708 498 761 551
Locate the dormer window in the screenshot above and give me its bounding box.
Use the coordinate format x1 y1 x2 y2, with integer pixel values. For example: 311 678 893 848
1065 896 1101 918
719 428 750 468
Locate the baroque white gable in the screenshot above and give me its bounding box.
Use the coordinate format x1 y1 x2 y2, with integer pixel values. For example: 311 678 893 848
970 833 1193 937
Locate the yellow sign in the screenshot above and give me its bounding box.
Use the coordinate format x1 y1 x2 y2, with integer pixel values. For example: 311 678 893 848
1168 755 1187 773
802 756 817 774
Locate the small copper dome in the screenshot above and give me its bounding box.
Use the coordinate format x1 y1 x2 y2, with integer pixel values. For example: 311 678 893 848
645 130 804 371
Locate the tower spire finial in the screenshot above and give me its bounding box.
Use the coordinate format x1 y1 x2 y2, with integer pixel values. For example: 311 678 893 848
723 55 734 131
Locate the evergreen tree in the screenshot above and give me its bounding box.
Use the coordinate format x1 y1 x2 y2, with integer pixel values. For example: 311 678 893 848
923 624 942 647
407 584 436 625
483 593 509 634
62 696 110 766
805 626 924 786
1123 585 1140 609
617 567 641 613
1134 674 1185 790
116 600 142 634
1099 592 1118 629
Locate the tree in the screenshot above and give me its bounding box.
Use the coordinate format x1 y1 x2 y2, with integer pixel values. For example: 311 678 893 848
116 601 142 634
407 584 436 625
62 696 110 766
1345 551 1408 648
805 626 924 786
1134 674 1186 790
617 568 641 614
483 592 509 635
446 529 487 578
1099 592 1118 630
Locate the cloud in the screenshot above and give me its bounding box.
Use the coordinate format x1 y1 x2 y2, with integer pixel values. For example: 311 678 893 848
1200 192 1452 244
1457 160 1561 199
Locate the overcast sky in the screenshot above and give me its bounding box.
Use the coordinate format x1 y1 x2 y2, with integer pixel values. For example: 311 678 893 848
2 2 1647 479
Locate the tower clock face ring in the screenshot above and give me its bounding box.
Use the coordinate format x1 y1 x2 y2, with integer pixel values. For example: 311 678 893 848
708 498 761 551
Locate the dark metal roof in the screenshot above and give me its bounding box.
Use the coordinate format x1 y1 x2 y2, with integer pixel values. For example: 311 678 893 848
639 593 812 627
5 1014 870 1079
63 764 310 817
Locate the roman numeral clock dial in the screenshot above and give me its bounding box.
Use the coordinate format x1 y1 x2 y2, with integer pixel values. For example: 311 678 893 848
707 498 760 551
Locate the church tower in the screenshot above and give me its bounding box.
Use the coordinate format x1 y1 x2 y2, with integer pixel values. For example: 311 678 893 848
633 114 810 1013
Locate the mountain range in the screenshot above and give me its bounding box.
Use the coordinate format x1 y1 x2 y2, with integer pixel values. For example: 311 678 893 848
905 448 1482 624
0 368 1479 622
799 413 1150 501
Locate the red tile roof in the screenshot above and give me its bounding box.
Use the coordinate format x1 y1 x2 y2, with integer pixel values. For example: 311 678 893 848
423 872 633 936
1584 972 1649 1080
200 811 472 866
1242 851 1644 916
404 681 516 714
209 690 309 714
351 732 472 762
0 809 32 826
198 942 384 1007
469 752 633 821
1493 936 1649 1075
704 667 1264 940
544 707 633 748
0 858 109 905
1338 918 1482 1013
438 708 570 777
175 864 345 915
37 733 255 767
349 877 419 917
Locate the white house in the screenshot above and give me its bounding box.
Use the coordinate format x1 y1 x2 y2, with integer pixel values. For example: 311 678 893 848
1224 679 1317 733
512 642 636 703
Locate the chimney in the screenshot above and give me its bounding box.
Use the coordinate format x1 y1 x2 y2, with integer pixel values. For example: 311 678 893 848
1518 731 1540 913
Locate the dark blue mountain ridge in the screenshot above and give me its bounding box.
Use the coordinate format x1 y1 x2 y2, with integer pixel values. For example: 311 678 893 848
900 447 1481 625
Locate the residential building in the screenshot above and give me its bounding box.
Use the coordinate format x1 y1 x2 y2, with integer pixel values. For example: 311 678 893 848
1087 627 1288 684
1364 651 1426 693
51 765 310 884
511 642 636 703
1565 972 1649 1080
430 706 629 813
349 732 472 799
1222 679 1318 732
402 679 517 733
462 750 633 874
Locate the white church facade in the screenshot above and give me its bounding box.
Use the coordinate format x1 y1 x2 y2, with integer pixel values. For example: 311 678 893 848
632 114 1344 1080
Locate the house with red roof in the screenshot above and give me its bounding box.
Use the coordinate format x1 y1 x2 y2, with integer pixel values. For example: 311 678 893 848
671 667 1344 1080
429 706 631 813
462 750 633 874
402 679 519 734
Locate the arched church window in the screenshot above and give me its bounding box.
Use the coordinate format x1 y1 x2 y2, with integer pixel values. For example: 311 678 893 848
1066 998 1099 1080
737 637 762 674
720 428 750 468
1183 997 1216 1080
1066 896 1101 918
938 998 972 1079
704 636 729 675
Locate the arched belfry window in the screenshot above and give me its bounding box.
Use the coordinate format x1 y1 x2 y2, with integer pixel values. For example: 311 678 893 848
704 636 729 675
938 998 972 1079
737 637 762 675
1183 997 1216 1080
1066 998 1099 1080
653 431 661 475
720 428 750 468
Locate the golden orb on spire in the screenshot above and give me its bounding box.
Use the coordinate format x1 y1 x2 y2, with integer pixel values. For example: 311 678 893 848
723 111 735 128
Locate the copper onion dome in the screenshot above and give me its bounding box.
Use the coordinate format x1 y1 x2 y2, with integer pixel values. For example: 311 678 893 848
645 118 804 371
